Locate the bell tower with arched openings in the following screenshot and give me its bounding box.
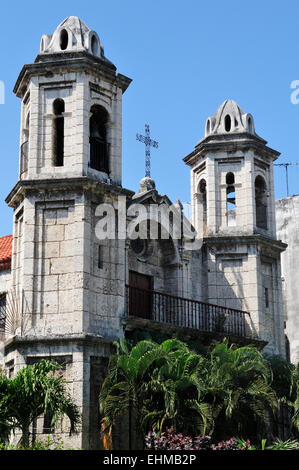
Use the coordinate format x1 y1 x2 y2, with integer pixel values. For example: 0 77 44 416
5 17 132 449
15 15 131 185
184 100 287 357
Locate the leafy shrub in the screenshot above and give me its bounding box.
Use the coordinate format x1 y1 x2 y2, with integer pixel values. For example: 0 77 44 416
211 437 252 450
193 435 213 450
0 437 63 450
145 428 212 450
211 437 239 450
0 360 80 447
268 439 299 451
0 436 82 450
145 430 298 451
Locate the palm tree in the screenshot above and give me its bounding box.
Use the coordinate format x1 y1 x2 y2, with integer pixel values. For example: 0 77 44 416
0 375 13 444
99 338 280 448
290 362 299 431
99 338 172 448
0 359 80 447
99 339 215 445
266 354 299 438
196 341 278 440
142 341 214 436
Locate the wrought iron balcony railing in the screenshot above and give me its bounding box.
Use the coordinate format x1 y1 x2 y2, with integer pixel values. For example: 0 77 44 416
125 285 251 339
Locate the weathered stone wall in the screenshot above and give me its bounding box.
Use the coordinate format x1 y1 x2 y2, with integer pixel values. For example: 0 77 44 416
87 191 127 339
12 188 86 338
276 195 299 363
3 335 112 449
0 269 11 295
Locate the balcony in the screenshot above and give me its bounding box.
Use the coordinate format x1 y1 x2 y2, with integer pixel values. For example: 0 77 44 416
124 285 263 346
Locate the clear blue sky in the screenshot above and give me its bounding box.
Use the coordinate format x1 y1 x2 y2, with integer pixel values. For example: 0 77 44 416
1 0 299 236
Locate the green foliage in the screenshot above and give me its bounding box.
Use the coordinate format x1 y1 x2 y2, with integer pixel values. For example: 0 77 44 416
99 338 283 446
265 354 299 433
268 438 299 450
0 436 83 450
0 360 81 447
266 355 295 400
201 341 277 440
291 362 299 431
237 438 299 450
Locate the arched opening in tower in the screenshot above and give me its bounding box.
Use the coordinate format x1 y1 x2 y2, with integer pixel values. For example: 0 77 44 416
226 172 236 226
52 98 65 167
21 112 30 175
198 179 207 235
89 105 110 174
255 175 268 230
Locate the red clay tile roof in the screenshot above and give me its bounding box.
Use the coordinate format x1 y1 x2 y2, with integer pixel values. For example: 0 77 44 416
0 235 13 272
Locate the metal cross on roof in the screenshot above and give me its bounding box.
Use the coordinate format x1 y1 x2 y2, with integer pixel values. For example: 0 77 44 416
136 124 159 178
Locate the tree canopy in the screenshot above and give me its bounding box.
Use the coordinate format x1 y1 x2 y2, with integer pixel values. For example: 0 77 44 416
99 338 298 448
0 359 80 447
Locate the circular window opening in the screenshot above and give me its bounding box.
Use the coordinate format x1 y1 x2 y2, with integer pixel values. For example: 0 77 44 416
60 29 69 50
130 238 146 255
130 238 154 261
91 35 98 55
224 114 231 132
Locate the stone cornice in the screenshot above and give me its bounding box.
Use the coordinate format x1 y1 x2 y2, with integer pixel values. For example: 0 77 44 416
3 333 116 353
183 133 280 166
5 177 134 208
14 51 132 97
203 234 287 253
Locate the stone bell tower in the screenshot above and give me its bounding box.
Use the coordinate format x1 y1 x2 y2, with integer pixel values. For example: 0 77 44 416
184 100 287 356
4 17 132 449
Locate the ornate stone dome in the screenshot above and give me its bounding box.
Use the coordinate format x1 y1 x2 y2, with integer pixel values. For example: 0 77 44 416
39 16 107 60
205 99 255 137
138 177 156 193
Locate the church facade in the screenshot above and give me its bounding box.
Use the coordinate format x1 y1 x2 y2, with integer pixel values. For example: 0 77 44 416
0 17 288 449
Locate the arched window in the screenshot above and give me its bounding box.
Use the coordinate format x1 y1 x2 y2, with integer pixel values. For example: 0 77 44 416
60 29 68 50
21 112 30 175
248 116 253 133
52 99 65 167
255 175 267 230
224 114 231 132
226 172 236 226
198 179 207 234
25 112 30 132
206 119 210 135
91 35 98 55
89 105 110 173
